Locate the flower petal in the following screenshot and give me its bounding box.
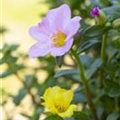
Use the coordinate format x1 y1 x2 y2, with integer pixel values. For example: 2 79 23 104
38 17 52 35
29 26 49 41
64 16 82 37
61 90 74 107
43 87 62 114
47 4 71 31
29 41 51 57
51 38 73 56
58 104 77 118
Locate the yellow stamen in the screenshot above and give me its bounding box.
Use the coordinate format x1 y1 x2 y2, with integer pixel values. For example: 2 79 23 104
51 30 67 47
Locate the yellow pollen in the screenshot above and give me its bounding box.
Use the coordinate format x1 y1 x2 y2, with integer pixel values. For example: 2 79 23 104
51 30 67 47
55 104 67 113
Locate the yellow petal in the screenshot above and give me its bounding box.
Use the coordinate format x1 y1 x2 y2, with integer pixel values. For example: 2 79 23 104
43 87 52 100
43 86 60 102
55 90 74 109
62 90 74 105
43 86 61 114
58 104 77 118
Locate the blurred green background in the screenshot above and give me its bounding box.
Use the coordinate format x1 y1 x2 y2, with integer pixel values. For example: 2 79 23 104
2 0 49 119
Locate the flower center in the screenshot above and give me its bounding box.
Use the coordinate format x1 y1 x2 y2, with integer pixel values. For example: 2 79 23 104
55 104 67 113
51 30 67 47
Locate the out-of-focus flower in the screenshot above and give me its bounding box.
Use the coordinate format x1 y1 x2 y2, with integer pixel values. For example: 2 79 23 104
112 18 120 30
42 86 77 118
90 7 107 24
90 7 99 17
29 4 82 57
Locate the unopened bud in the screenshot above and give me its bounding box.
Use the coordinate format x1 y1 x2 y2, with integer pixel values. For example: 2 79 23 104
90 7 107 24
112 18 120 30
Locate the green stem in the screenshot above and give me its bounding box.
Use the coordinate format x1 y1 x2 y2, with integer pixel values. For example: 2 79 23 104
101 33 108 62
115 97 119 111
16 73 43 107
100 32 108 86
71 49 98 120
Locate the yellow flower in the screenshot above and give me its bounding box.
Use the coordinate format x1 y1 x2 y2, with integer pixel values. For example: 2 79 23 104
42 86 77 118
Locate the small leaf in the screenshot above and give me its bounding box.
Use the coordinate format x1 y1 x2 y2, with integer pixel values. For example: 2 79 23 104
0 65 24 78
106 112 120 120
0 55 18 65
21 113 31 119
9 44 19 51
0 27 8 34
45 115 63 120
73 111 89 120
56 56 63 67
83 24 106 38
78 40 101 54
13 88 27 105
31 107 43 120
85 58 101 79
103 6 120 21
54 69 79 78
64 118 75 120
25 75 38 88
73 93 86 103
105 80 120 97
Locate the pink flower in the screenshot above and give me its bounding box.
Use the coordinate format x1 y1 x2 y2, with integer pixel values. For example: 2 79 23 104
29 4 82 57
90 7 99 17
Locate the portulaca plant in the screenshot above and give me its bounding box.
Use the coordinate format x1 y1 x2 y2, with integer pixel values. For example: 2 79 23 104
28 2 120 120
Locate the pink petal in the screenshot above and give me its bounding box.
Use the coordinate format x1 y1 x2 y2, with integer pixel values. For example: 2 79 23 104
38 17 52 35
29 41 51 57
29 26 49 42
51 38 73 56
64 16 82 38
47 4 71 31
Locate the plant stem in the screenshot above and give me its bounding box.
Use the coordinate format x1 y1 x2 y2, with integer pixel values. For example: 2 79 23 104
16 73 42 107
100 32 108 86
101 33 108 62
115 97 119 111
71 49 98 120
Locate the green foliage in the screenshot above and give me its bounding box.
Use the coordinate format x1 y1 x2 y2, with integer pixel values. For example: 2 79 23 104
73 111 90 120
13 88 27 105
45 115 63 120
2 0 120 120
78 39 101 54
0 26 8 34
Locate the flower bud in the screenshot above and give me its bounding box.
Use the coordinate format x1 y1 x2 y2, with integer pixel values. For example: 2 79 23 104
112 18 120 30
90 7 107 24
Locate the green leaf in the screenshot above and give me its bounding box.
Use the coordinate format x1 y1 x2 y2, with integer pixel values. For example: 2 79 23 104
73 92 86 103
83 25 106 38
24 75 38 88
64 118 75 120
105 80 120 97
0 65 24 78
85 58 101 79
13 88 27 105
54 69 79 78
80 54 94 68
0 27 8 34
45 115 63 120
103 6 120 21
78 40 101 54
109 0 120 4
9 44 19 51
0 55 18 65
31 107 43 120
106 112 120 120
99 93 115 111
56 56 63 67
21 113 31 119
73 111 89 120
